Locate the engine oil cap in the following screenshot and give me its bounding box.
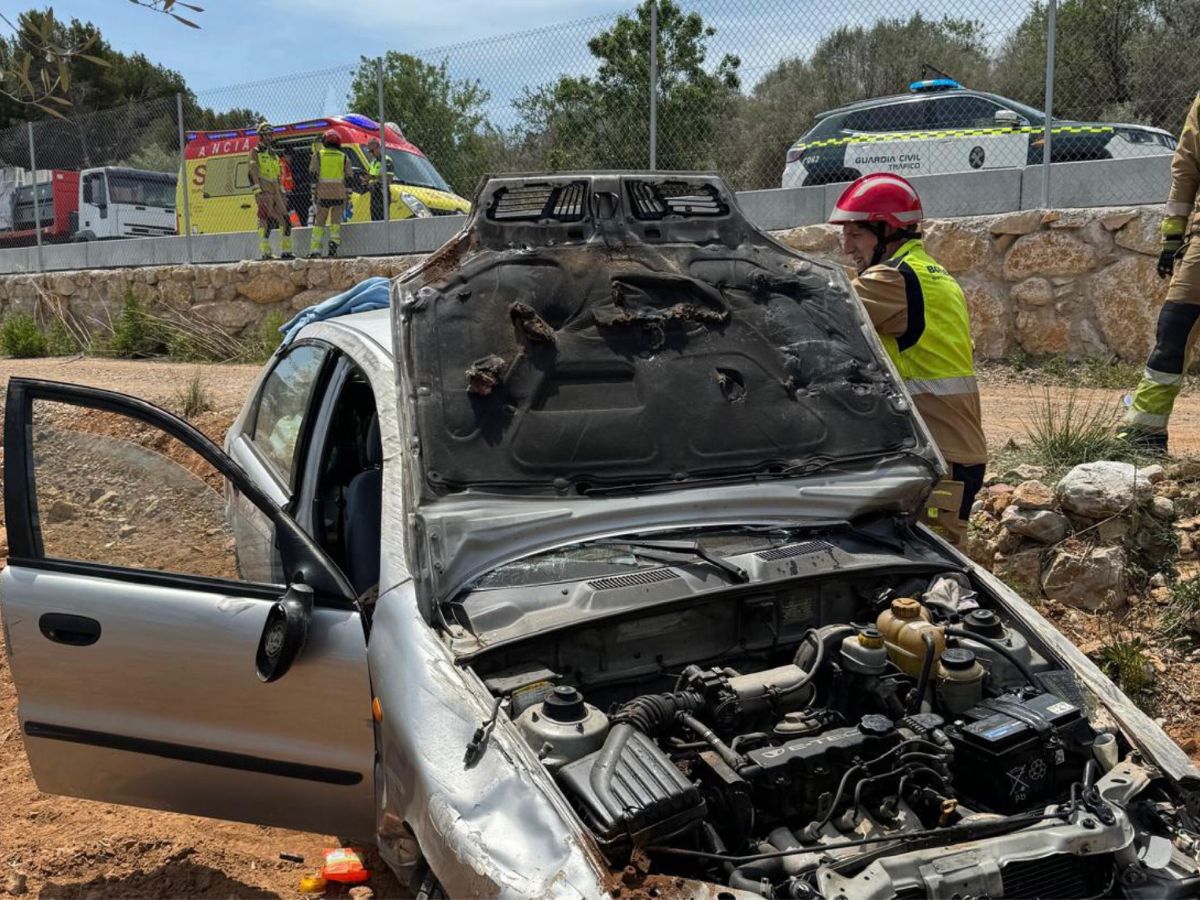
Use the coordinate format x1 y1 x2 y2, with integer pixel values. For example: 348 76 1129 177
963 609 1004 637
859 714 894 736
542 685 587 722
940 648 977 671
891 597 922 619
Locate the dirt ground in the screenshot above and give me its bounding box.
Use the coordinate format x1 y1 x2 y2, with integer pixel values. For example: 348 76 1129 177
1 356 1199 898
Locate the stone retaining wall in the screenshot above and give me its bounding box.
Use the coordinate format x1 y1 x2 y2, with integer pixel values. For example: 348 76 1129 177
0 205 1174 361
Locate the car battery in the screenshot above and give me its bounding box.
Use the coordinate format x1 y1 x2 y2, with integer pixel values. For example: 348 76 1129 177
945 692 1094 813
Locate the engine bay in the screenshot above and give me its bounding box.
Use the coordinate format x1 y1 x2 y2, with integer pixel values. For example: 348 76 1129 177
466 561 1200 898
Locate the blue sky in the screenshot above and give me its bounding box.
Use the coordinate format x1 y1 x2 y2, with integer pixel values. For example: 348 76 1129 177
37 0 1033 124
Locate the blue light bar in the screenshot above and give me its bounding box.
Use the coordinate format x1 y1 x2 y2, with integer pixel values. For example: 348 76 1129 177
909 78 961 93
343 113 379 131
293 119 331 131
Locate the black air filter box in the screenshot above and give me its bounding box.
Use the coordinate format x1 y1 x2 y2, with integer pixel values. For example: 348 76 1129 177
558 723 705 850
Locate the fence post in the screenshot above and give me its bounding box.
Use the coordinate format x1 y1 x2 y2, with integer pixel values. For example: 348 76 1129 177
26 122 43 273
1041 0 1057 210
377 57 390 253
649 0 658 171
176 93 194 264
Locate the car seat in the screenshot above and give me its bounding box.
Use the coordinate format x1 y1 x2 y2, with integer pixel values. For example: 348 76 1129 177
342 413 383 595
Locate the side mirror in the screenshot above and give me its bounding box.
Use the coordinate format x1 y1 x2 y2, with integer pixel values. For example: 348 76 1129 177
256 582 314 683
994 109 1024 129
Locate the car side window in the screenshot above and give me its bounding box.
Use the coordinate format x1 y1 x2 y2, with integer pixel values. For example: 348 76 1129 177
28 398 249 582
250 344 329 487
846 100 930 134
931 96 1007 130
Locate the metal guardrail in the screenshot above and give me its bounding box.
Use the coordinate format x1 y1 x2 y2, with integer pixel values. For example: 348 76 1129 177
0 155 1171 275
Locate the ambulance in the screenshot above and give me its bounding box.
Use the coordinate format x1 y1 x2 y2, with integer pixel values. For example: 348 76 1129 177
178 114 470 234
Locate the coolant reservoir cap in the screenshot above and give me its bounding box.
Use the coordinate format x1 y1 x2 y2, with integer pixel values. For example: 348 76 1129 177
858 714 894 736
964 609 1004 637
542 685 586 722
857 626 884 648
940 648 977 671
890 597 922 619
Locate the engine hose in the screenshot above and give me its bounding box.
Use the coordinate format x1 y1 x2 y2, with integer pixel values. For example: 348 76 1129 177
611 691 704 736
908 631 937 715
944 627 1044 691
677 712 747 771
728 859 785 897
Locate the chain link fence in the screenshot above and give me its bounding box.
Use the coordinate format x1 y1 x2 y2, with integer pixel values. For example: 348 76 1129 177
0 0 1192 269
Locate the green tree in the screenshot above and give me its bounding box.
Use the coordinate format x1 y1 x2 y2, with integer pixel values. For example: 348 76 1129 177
717 14 991 189
347 52 503 197
516 0 739 171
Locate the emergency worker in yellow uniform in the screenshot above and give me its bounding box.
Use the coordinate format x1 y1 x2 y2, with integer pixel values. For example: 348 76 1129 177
309 129 352 258
1121 94 1200 454
248 122 293 260
829 173 988 541
366 137 390 222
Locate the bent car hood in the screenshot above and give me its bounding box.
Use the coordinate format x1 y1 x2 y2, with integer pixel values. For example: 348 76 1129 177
392 173 942 607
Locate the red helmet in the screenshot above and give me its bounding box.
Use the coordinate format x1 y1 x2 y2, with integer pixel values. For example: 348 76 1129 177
322 129 341 147
829 174 923 230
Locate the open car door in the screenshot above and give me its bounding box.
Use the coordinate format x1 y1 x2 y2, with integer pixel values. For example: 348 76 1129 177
0 378 374 838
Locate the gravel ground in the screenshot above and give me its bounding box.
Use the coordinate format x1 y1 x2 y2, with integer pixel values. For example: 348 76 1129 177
1 356 1199 898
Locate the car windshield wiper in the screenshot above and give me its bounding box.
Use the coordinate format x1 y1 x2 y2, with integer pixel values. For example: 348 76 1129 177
592 538 749 584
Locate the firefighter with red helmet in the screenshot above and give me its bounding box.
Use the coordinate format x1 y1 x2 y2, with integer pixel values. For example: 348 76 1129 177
308 128 352 257
829 173 987 540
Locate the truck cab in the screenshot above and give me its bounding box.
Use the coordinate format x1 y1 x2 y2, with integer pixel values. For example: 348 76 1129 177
74 167 178 241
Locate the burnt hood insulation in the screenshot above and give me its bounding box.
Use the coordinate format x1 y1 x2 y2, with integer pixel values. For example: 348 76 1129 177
395 173 936 495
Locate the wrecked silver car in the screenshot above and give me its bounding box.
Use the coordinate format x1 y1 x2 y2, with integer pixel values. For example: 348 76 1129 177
3 173 1199 898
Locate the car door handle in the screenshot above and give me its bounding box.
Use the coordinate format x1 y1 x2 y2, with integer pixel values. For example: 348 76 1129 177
239 203 252 209
39 613 101 646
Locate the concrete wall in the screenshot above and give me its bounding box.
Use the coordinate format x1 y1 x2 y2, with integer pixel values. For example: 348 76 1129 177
0 156 1174 275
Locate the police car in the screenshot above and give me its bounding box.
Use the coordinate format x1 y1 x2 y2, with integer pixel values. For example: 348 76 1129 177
782 78 1176 188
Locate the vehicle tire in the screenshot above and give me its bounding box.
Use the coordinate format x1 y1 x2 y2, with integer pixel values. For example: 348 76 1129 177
803 169 861 187
73 230 96 242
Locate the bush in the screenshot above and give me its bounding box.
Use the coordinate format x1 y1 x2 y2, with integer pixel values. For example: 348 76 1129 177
240 311 288 364
1022 389 1136 470
0 313 47 358
174 371 213 420
107 289 169 358
1161 577 1200 637
45 320 83 356
1098 637 1155 707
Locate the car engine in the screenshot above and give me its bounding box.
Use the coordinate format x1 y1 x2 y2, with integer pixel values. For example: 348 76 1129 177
470 570 1200 898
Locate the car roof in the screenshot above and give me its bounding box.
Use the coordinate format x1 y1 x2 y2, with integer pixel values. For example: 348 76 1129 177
817 88 997 121
310 307 394 358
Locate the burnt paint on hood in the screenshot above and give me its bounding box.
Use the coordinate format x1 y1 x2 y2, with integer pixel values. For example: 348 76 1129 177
394 173 938 496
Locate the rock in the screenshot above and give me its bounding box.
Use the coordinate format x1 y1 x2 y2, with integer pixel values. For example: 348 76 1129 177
1041 542 1125 611
1180 530 1196 559
989 210 1045 236
1090 255 1166 361
1003 464 1048 483
1010 479 1056 510
118 524 136 539
1142 464 1166 484
1167 459 1200 481
777 224 839 254
1097 517 1131 543
288 287 340 312
961 280 1011 359
1002 231 1099 280
46 499 79 524
1001 505 1070 544
1113 209 1161 255
1010 277 1053 308
4 872 27 895
1016 305 1070 355
1100 209 1138 232
923 221 990 273
239 270 294 305
1056 461 1154 518
1151 496 1176 520
348 888 374 900
92 490 119 508
193 300 260 331
993 527 1024 556
1150 572 1168 588
993 547 1044 597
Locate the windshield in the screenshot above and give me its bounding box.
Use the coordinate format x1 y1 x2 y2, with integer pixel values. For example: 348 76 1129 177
107 173 176 208
385 149 452 193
